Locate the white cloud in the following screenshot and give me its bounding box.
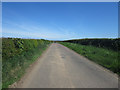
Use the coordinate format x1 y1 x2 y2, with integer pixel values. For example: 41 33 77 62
2 20 77 40
2 27 76 40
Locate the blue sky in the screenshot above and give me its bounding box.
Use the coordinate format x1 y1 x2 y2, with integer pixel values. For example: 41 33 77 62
2 2 118 40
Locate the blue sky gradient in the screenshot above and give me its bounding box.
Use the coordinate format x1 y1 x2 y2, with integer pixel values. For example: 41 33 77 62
2 2 118 40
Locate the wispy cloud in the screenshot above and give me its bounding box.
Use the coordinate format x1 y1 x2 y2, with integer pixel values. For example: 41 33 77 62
3 28 75 40
4 19 108 40
2 20 77 40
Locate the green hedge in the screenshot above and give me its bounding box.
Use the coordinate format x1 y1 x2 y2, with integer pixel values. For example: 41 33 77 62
2 38 52 88
2 38 51 59
62 38 120 51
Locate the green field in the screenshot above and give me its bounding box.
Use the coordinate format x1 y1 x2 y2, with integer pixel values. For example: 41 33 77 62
2 38 51 88
60 42 119 75
63 38 119 51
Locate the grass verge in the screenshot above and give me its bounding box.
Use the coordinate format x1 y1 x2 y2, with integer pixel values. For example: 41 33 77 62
60 42 119 75
2 44 50 88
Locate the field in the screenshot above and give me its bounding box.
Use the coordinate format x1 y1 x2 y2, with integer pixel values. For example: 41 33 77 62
60 42 119 75
2 38 51 88
63 38 119 51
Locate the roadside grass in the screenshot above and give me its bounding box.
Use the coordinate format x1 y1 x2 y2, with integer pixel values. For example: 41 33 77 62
2 43 50 88
60 42 119 75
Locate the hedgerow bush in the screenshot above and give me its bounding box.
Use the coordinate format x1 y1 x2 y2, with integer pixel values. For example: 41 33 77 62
63 38 120 51
2 38 51 88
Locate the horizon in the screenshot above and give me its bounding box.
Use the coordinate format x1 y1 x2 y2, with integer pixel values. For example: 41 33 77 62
2 36 118 41
2 2 118 40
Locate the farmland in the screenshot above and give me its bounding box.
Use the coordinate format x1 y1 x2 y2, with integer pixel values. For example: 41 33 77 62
2 38 52 88
62 38 119 51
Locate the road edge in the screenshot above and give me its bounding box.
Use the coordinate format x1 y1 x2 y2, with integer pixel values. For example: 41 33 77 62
58 43 119 79
8 43 52 88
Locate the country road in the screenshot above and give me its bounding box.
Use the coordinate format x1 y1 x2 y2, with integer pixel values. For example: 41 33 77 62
17 43 118 88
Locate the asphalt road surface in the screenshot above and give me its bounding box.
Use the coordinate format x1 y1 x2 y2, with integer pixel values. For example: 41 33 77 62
18 43 118 88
